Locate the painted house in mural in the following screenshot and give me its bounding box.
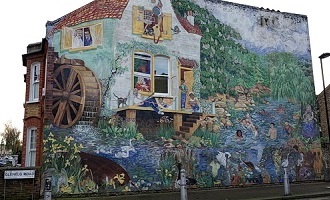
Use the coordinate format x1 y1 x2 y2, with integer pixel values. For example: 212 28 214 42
21 0 323 197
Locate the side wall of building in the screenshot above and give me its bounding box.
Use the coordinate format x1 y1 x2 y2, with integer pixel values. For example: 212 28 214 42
26 0 321 197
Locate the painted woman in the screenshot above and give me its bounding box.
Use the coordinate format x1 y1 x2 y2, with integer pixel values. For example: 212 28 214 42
301 104 317 139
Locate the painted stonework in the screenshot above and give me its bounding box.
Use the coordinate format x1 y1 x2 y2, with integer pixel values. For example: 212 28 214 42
41 0 321 196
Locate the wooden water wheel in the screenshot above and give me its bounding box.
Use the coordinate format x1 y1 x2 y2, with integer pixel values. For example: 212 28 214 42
52 62 101 128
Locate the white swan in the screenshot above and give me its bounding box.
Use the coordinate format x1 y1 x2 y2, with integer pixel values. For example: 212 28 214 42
281 153 290 168
121 139 136 152
115 149 130 158
115 139 136 158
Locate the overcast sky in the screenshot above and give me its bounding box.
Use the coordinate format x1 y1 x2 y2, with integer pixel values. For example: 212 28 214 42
0 0 329 135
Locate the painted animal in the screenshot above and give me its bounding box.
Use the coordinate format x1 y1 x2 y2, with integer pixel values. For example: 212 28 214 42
115 139 136 158
113 93 128 108
120 139 136 152
216 151 231 168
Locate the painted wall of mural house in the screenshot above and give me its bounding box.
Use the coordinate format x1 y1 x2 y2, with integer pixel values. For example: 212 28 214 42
41 0 321 195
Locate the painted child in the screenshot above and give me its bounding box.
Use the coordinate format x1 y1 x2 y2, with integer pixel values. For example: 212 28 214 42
179 79 188 109
188 92 200 112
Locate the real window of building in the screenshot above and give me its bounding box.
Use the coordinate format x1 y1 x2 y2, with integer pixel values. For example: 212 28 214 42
26 127 37 167
29 62 40 102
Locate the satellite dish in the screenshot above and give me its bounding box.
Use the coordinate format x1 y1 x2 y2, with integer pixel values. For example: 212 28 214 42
152 6 161 16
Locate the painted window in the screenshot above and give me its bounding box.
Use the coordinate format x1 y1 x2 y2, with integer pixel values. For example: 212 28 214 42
154 56 169 94
133 52 170 95
61 23 103 50
132 5 172 41
30 62 40 102
26 127 37 167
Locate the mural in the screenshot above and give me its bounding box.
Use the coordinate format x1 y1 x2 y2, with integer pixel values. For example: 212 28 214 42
42 0 321 196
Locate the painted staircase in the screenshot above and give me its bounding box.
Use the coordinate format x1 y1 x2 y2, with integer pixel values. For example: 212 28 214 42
175 112 204 140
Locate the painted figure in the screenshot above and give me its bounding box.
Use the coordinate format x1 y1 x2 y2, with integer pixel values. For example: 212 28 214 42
132 89 164 115
135 77 151 92
73 28 84 48
276 104 285 114
267 123 277 140
283 122 293 136
188 92 200 112
235 129 244 141
179 79 188 109
301 104 317 138
84 27 93 46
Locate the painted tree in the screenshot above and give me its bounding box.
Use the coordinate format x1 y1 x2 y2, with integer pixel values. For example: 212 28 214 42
267 52 315 105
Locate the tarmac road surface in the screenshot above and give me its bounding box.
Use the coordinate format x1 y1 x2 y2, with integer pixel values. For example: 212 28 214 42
53 181 330 200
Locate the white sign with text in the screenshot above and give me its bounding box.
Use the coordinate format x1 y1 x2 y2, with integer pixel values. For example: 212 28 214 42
4 170 35 179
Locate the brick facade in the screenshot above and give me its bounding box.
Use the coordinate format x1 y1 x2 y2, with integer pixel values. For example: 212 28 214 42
22 39 48 167
318 85 330 140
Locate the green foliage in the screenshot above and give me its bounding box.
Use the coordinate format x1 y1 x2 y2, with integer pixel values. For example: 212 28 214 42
157 151 177 188
98 118 144 140
172 0 269 98
196 170 214 188
42 132 97 194
266 52 315 105
172 0 315 106
191 128 220 148
157 116 175 139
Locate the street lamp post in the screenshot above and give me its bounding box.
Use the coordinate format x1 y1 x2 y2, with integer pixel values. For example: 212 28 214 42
319 53 330 143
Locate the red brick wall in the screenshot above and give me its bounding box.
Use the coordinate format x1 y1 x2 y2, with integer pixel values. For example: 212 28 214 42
0 167 41 200
318 86 330 140
22 40 48 167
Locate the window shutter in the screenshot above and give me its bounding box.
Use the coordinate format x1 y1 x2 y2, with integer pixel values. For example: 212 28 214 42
132 5 144 34
61 27 73 50
93 23 103 45
162 13 172 40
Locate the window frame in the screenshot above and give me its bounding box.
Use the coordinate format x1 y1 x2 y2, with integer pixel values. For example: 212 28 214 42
132 5 172 40
29 62 40 102
133 52 171 96
26 127 37 167
154 55 170 95
61 23 103 51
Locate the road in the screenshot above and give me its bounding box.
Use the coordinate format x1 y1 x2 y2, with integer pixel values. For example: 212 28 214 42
54 181 330 200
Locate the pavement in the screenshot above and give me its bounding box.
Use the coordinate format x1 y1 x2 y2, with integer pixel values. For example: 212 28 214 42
52 181 330 200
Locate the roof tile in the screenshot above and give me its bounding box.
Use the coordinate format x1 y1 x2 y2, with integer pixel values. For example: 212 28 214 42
49 0 202 37
175 13 202 36
51 0 129 32
178 58 198 68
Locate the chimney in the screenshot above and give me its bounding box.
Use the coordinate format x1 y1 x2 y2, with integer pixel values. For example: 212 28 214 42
187 10 194 26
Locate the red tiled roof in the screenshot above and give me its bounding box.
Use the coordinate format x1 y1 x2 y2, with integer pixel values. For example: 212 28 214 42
51 0 129 33
49 0 202 37
175 13 202 36
178 58 198 68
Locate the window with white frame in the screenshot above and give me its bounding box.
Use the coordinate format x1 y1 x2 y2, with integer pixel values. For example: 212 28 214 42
26 127 37 167
133 52 170 95
30 62 40 101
